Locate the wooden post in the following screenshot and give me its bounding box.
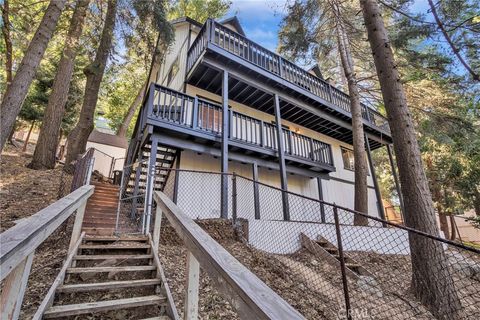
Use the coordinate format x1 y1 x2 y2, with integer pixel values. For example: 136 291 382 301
184 251 200 320
273 94 290 221
220 70 229 219
387 144 404 220
317 178 326 223
0 253 34 320
68 201 87 253
173 151 182 204
153 205 163 248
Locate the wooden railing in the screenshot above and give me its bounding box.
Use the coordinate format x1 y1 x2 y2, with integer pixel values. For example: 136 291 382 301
146 84 334 167
153 191 306 319
187 19 390 133
0 185 94 320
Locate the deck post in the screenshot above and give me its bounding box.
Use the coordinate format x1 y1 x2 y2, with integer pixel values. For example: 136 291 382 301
68 201 87 253
220 70 229 219
144 135 159 234
0 253 34 320
273 94 290 221
131 149 144 219
184 251 200 320
252 162 261 219
173 151 182 204
365 137 386 222
317 177 326 223
387 144 405 220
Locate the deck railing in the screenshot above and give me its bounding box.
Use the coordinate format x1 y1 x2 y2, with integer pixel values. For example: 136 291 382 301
187 19 389 133
146 84 334 167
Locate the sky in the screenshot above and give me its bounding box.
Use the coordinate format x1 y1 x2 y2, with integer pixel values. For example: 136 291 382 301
223 0 432 54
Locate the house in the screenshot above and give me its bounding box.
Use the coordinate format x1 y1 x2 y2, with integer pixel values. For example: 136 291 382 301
86 129 127 177
125 16 399 224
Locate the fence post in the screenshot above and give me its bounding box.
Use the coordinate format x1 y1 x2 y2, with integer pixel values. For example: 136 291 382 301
232 173 238 223
333 206 352 320
85 157 95 185
115 168 126 232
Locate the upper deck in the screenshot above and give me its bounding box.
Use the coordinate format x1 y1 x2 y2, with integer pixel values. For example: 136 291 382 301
185 19 391 148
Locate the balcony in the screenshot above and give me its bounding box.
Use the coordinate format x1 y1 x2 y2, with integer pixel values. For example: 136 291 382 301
186 19 391 145
139 84 335 172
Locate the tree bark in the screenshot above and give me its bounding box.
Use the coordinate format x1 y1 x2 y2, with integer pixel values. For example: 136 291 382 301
0 0 67 150
473 190 480 216
22 121 35 153
1 0 13 86
427 0 479 81
438 212 450 239
360 1 462 318
330 0 369 224
65 0 117 167
28 0 90 170
449 215 457 241
117 82 146 137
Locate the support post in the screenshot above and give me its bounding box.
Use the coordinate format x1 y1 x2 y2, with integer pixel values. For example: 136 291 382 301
252 162 261 219
184 251 200 320
0 253 34 320
273 94 290 221
220 70 229 219
317 178 326 223
365 137 386 222
173 151 182 204
386 144 405 221
232 173 238 222
131 150 144 219
68 202 87 253
333 207 352 320
144 136 159 234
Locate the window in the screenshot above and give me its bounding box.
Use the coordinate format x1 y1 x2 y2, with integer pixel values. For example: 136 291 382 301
341 148 355 171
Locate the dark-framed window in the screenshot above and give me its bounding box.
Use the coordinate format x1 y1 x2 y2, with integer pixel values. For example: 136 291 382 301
341 147 355 171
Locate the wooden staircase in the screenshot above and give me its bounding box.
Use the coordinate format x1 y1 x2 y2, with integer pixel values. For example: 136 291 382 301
36 233 178 319
82 182 120 236
300 233 374 279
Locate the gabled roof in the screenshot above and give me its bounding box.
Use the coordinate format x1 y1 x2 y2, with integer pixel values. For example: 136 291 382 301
169 16 203 28
219 16 246 36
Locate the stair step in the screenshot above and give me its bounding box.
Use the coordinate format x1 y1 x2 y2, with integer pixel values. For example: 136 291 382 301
82 227 115 236
66 265 156 274
57 279 161 293
346 263 360 269
43 295 166 318
79 244 150 250
74 254 152 261
140 317 171 320
84 236 148 242
325 247 338 253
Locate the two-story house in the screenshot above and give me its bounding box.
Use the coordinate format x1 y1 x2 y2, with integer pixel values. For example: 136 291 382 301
125 16 399 224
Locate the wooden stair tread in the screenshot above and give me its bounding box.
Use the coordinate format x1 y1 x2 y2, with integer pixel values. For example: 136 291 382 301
74 254 152 260
79 244 150 250
57 279 161 292
140 317 171 320
66 265 156 273
84 236 148 242
43 295 166 318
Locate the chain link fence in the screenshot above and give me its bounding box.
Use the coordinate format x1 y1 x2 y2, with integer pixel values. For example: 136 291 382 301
154 168 479 319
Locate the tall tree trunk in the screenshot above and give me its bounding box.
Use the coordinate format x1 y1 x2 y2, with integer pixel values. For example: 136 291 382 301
117 82 146 137
473 190 480 216
438 212 450 239
330 0 369 224
29 0 90 170
427 0 479 81
22 121 35 153
360 1 463 318
1 0 13 87
65 0 117 167
449 215 457 241
0 0 67 150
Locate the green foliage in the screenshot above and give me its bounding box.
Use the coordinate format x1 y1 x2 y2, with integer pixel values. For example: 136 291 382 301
168 0 231 22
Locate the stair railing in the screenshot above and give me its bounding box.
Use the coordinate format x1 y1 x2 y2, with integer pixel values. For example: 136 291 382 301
152 191 306 320
0 185 94 320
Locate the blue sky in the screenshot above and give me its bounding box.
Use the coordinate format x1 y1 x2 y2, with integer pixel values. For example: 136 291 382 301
224 0 432 53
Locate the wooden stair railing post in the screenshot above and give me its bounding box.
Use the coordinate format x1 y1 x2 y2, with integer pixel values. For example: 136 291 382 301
153 205 163 248
0 253 34 320
68 201 87 253
184 251 200 320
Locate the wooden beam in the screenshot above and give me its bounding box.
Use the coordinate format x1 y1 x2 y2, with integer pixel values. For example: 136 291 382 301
68 202 86 253
153 191 305 320
184 251 200 320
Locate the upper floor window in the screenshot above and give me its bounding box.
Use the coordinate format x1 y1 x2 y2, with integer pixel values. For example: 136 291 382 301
341 147 355 171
